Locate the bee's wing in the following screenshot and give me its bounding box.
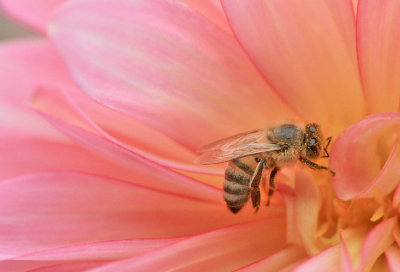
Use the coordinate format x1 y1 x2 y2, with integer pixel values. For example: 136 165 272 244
196 128 281 164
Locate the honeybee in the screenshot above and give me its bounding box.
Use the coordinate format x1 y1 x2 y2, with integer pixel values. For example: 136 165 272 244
196 123 335 214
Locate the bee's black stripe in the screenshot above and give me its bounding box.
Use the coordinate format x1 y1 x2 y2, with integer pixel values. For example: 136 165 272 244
225 170 250 186
223 192 248 205
232 159 254 176
223 182 249 195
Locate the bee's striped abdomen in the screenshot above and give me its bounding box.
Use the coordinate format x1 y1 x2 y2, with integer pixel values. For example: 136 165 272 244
223 158 256 213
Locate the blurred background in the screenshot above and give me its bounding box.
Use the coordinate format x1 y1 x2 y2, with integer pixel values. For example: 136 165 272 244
0 13 33 40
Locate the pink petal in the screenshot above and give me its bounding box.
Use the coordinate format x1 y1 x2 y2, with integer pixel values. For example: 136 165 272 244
0 0 67 33
177 0 231 34
32 85 224 175
85 218 287 272
359 217 397 271
330 112 400 200
292 245 342 272
393 223 400 248
340 238 356 272
392 181 400 209
340 226 370 271
49 0 296 151
0 135 155 182
8 238 183 261
28 261 109 272
352 0 359 15
0 38 73 102
385 245 400 272
237 244 307 272
0 39 223 175
357 0 400 113
221 0 365 129
0 238 182 271
0 172 279 257
294 170 322 254
34 106 222 201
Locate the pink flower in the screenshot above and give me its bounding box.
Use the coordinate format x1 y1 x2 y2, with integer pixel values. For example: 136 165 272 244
0 0 400 271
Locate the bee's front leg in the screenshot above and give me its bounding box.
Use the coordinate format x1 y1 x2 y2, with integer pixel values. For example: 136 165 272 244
300 157 335 176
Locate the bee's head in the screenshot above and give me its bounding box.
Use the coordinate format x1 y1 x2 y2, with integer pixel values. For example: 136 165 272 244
303 123 322 159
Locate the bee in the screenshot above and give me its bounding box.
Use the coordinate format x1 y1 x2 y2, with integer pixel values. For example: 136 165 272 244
196 123 335 214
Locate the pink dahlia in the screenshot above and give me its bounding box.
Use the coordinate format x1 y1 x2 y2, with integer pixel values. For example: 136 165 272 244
0 0 399 271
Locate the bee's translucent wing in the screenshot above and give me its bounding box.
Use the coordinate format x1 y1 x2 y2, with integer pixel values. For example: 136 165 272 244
196 128 281 164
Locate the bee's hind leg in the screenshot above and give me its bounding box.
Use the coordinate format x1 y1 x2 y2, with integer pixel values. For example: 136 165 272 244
266 167 279 206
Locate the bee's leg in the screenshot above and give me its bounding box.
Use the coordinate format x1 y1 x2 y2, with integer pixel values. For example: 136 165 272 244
321 136 332 158
300 157 335 176
249 159 265 213
261 170 268 203
266 167 279 206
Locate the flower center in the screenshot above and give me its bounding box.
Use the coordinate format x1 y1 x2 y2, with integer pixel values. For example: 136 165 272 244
313 181 397 248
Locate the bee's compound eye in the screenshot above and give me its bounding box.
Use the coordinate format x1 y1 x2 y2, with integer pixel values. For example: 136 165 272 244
308 137 317 146
308 125 316 133
255 158 261 163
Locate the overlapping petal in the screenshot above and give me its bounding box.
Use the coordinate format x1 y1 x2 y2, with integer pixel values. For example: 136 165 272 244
221 0 365 129
385 245 400 272
0 172 282 258
0 39 73 102
0 39 224 175
292 245 341 272
0 238 183 271
177 0 231 33
49 0 296 151
330 112 400 200
31 85 224 176
0 136 147 181
238 244 307 272
357 0 400 113
281 169 325 255
359 217 397 271
86 218 286 272
33 107 223 201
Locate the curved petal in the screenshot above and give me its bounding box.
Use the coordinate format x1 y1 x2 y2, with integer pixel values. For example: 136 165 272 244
357 0 400 113
0 38 224 175
393 227 400 248
292 245 341 272
32 85 224 176
0 238 183 271
352 0 359 15
0 172 280 257
330 112 400 200
221 0 365 129
0 136 153 182
385 245 400 272
359 217 397 271
33 107 222 202
24 261 109 272
237 244 307 272
177 0 231 34
0 38 73 102
392 181 400 209
86 218 287 272
294 170 323 255
49 0 296 151
0 0 67 33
